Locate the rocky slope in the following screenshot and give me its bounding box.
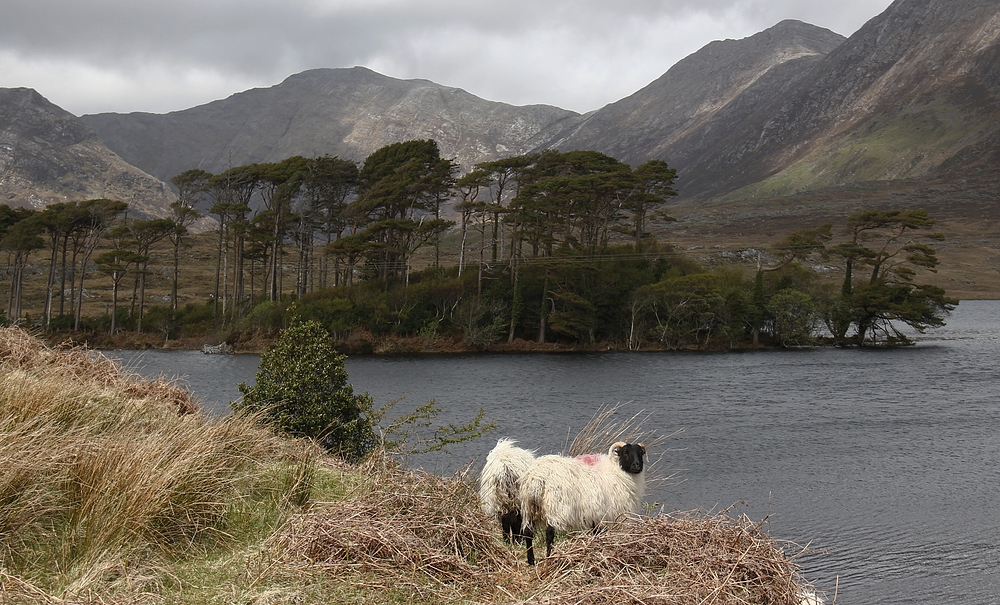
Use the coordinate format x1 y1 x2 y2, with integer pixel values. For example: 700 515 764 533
546 20 847 172
80 67 583 184
547 0 1000 200
729 0 1000 199
0 88 175 217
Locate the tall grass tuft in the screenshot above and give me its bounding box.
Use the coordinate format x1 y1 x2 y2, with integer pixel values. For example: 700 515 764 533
0 326 199 414
0 327 304 597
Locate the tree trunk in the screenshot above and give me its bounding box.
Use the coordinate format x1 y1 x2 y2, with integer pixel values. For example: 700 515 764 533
137 266 148 333
537 270 549 343
172 238 181 312
74 260 86 331
58 237 69 317
214 219 225 318
110 274 120 335
508 266 520 343
43 239 59 329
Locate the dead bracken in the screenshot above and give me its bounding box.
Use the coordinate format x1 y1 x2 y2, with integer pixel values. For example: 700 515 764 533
276 458 820 604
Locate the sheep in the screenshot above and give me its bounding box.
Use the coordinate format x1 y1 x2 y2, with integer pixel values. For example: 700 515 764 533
478 438 537 545
518 441 646 564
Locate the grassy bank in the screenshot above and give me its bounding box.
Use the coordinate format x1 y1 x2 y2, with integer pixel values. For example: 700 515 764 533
0 327 822 604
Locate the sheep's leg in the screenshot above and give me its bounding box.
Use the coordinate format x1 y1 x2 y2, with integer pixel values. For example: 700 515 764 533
544 525 555 558
518 520 533 545
511 510 526 544
501 511 517 544
525 534 535 565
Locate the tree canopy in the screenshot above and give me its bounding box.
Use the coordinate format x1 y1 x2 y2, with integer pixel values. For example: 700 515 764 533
0 139 957 351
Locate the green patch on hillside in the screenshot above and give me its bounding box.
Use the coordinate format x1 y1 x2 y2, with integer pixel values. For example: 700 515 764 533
735 100 986 199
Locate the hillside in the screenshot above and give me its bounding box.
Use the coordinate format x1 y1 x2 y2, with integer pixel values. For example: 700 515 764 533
547 20 847 176
0 88 175 217
727 0 1000 199
548 0 1000 201
80 67 584 183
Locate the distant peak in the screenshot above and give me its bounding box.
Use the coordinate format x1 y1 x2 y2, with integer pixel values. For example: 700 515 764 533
755 19 845 42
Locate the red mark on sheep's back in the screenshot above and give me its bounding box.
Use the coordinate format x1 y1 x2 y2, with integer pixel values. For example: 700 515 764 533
575 453 602 467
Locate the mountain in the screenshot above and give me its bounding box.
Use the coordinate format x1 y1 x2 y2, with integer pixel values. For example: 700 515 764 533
81 0 1000 208
550 0 1000 201
80 67 583 184
726 0 1000 199
547 20 847 175
0 88 175 217
77 0 1000 206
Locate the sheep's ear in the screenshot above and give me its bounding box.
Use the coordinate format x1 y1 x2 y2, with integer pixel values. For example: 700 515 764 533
638 443 646 455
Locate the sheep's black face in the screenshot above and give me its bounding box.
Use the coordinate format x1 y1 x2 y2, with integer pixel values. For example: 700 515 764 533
615 443 646 475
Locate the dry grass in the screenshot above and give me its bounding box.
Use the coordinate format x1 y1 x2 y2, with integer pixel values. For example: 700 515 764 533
276 458 512 603
527 512 814 605
566 403 668 457
0 326 199 414
273 457 819 605
0 326 310 602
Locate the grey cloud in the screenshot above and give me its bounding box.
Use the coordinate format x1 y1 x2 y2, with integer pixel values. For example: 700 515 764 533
0 0 893 115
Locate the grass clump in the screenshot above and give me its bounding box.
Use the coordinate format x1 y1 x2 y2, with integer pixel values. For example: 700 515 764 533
268 457 820 605
0 327 327 602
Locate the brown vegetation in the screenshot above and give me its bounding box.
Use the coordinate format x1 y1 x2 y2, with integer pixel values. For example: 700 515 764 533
276 460 819 605
663 177 1000 301
0 325 199 413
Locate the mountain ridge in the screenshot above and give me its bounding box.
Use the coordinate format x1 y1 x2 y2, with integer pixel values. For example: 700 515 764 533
547 20 847 170
80 66 584 187
0 88 175 217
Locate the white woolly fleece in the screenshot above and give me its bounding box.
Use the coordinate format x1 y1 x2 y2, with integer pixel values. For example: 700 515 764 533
519 443 645 533
479 438 537 518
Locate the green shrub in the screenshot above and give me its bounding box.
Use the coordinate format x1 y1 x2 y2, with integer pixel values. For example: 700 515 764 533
174 302 217 334
766 288 818 346
235 319 377 461
239 300 288 331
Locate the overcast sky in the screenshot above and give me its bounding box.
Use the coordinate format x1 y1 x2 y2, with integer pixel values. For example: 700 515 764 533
0 0 895 117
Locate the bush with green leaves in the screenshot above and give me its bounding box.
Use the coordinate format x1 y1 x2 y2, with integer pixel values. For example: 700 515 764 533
766 288 818 347
235 319 377 461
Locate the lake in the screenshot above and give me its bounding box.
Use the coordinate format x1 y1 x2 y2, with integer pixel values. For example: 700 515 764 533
112 299 1000 605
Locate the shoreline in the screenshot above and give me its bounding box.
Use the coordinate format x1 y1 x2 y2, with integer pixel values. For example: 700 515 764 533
48 329 860 356
46 329 763 355
43 300 987 355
